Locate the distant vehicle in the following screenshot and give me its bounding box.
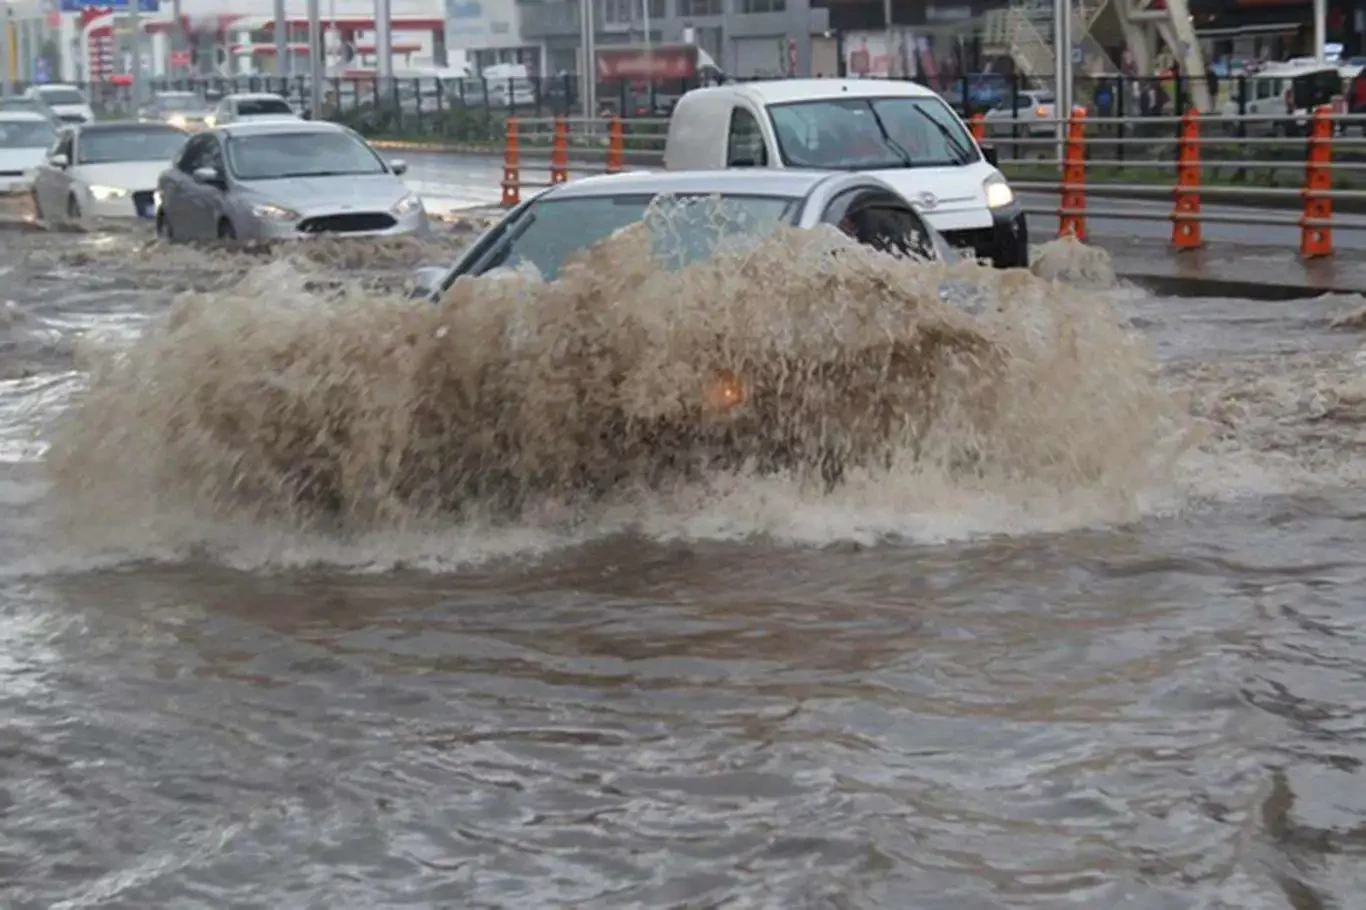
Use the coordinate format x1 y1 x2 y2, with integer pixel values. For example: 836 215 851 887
662 79 1026 267
1222 61 1346 134
210 92 299 125
142 91 214 132
155 119 425 242
0 111 58 194
410 168 954 301
0 96 46 116
23 84 95 125
981 89 1057 158
30 121 189 224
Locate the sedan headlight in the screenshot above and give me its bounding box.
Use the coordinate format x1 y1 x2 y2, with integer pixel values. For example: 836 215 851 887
203 115 216 127
89 184 129 201
983 174 1015 210
167 114 187 128
250 202 301 222
391 193 423 216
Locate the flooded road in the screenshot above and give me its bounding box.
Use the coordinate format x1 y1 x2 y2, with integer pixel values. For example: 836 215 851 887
3 222 1366 909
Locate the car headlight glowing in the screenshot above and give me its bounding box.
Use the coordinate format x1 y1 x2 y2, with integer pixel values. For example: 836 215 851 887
152 189 163 209
984 174 1015 210
167 114 187 128
391 193 423 215
203 115 216 127
250 202 301 222
89 184 129 201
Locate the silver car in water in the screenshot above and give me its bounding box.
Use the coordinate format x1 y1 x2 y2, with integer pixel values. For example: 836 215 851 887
154 120 426 243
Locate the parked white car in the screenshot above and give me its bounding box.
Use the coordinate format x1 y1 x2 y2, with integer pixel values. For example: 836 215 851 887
24 84 96 126
210 93 299 126
30 121 189 225
662 79 1027 267
0 111 57 194
981 89 1057 157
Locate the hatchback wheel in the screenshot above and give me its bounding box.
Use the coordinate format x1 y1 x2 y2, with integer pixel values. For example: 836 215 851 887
217 218 236 242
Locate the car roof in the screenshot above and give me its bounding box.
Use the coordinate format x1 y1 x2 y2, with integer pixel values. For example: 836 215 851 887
537 168 863 201
155 90 197 96
70 120 186 133
0 110 49 122
217 119 343 137
700 78 941 107
224 92 290 101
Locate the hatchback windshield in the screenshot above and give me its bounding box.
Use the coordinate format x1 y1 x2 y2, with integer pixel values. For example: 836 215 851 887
480 193 799 281
0 119 56 148
769 97 979 169
38 88 87 106
236 97 293 116
76 126 188 164
155 94 207 112
226 130 386 179
0 98 42 113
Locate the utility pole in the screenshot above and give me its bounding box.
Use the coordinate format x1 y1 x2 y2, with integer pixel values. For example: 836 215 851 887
274 0 288 78
375 0 392 80
1312 0 1326 61
130 0 143 110
0 6 9 98
308 0 323 117
1052 0 1072 158
580 0 595 118
883 0 893 75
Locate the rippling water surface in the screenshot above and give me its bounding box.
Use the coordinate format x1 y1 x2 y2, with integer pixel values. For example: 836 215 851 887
2 223 1366 910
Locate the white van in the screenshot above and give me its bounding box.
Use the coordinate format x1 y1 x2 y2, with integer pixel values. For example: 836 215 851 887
662 79 1026 267
1221 61 1345 132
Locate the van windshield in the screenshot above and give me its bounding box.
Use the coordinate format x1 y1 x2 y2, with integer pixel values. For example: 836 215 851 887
768 97 979 170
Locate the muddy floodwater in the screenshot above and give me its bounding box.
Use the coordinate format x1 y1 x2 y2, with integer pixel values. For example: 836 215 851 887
2 223 1366 910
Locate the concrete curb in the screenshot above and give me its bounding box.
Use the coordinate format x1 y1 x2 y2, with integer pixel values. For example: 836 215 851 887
1114 272 1364 300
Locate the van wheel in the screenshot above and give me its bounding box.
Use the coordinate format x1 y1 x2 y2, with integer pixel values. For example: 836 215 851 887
66 194 81 225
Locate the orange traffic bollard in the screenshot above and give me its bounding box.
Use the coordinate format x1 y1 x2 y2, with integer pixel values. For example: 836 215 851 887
1057 109 1087 242
1170 109 1203 251
606 117 624 174
1299 105 1334 259
501 116 520 207
550 116 569 184
969 113 985 143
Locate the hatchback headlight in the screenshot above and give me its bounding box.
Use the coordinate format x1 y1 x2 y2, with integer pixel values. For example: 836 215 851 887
250 202 301 222
984 174 1015 210
391 193 423 215
89 185 129 201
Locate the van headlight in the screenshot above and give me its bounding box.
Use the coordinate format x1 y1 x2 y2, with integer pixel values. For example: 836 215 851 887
983 174 1015 210
89 185 129 201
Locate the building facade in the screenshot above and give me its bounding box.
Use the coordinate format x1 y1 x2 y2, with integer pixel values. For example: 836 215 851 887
516 0 835 78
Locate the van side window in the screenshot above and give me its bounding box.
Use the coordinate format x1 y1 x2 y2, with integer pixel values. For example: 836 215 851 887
726 107 767 167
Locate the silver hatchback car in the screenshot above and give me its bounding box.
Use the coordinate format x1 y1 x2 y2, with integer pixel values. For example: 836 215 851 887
154 120 426 242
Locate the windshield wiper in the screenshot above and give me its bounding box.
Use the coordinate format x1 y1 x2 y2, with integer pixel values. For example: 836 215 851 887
865 102 914 167
910 107 976 165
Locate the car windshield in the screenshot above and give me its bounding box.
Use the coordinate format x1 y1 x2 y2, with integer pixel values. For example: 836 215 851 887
155 94 206 111
76 127 188 164
0 119 56 148
768 97 979 169
237 97 293 115
0 98 41 113
226 130 386 179
481 193 800 281
39 88 86 105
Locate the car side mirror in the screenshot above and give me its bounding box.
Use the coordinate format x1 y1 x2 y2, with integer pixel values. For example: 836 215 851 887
980 144 999 167
389 158 408 176
408 265 450 301
48 152 68 168
192 166 224 187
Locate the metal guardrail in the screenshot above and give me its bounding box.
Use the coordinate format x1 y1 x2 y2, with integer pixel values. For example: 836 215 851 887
489 107 1366 260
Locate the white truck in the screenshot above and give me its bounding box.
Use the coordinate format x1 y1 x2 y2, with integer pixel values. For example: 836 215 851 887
662 78 1027 268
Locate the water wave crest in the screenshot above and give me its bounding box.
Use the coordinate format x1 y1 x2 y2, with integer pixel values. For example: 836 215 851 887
45 220 1193 553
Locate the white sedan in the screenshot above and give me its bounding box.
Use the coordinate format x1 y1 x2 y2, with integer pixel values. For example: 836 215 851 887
0 111 57 194
30 121 189 225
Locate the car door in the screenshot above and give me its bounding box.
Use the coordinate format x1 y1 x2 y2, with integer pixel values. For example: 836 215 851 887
166 134 210 238
37 129 74 216
214 98 233 125
195 135 231 232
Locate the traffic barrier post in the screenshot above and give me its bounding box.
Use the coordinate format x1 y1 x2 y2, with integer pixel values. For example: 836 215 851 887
606 117 624 174
550 116 569 184
970 113 985 143
501 116 521 207
1299 106 1333 259
1057 109 1087 242
1170 108 1203 251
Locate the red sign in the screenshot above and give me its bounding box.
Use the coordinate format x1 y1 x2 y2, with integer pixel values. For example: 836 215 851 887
170 50 191 68
596 46 696 81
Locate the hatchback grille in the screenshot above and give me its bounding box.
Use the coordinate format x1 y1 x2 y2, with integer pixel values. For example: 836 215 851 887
297 212 396 234
0 170 23 177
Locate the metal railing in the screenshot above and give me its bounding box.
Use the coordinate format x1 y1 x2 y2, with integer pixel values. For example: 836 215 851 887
490 107 1366 260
